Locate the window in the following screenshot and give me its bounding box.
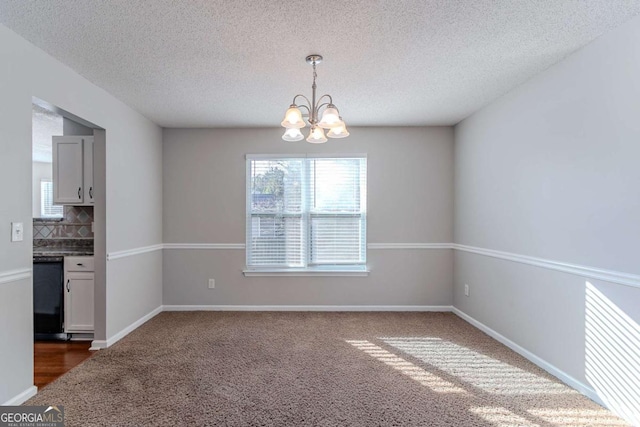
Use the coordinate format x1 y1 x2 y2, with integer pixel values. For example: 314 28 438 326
40 180 63 218
246 155 367 273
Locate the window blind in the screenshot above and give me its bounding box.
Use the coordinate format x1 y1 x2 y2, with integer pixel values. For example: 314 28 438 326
246 156 366 270
41 180 63 218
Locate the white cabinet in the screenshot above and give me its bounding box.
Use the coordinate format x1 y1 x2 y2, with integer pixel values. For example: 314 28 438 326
83 138 94 204
52 136 94 205
64 256 94 333
52 136 83 204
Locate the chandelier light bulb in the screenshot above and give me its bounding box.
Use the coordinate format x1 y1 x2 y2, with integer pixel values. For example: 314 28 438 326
280 106 305 129
282 127 304 142
327 120 349 138
307 126 327 144
318 106 341 129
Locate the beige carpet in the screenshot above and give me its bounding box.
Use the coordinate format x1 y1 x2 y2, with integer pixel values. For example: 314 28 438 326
27 312 628 426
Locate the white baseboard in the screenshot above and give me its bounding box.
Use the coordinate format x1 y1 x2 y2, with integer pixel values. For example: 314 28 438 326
90 305 450 349
90 305 163 350
451 307 604 407
2 385 37 406
163 305 454 312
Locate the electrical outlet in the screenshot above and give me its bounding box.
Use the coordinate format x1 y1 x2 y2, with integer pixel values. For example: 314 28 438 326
464 284 470 297
208 279 215 289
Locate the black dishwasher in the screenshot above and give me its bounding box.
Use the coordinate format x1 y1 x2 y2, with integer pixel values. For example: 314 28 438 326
33 256 65 339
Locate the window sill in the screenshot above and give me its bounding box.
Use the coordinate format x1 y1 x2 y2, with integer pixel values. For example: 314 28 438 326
243 268 369 277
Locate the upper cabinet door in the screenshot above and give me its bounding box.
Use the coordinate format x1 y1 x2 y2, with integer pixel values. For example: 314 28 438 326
83 137 94 204
53 136 84 204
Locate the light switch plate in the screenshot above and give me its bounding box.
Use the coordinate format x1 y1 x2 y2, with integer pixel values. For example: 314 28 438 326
11 222 24 242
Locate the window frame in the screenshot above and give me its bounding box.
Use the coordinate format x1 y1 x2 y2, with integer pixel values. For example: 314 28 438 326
244 153 368 276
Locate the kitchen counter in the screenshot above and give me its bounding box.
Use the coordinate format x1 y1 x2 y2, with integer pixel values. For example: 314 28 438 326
34 249 94 257
33 238 94 259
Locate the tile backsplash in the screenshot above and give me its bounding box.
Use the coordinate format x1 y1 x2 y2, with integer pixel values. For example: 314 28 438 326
33 206 94 239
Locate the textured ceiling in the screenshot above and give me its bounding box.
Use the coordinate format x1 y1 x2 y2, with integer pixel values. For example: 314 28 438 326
1 1 639 127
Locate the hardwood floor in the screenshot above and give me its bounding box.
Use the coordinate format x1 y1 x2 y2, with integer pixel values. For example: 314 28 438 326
34 341 94 389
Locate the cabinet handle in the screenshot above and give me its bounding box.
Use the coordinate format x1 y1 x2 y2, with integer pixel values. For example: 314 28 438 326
66 279 70 292
77 263 83 266
89 187 93 199
78 187 82 199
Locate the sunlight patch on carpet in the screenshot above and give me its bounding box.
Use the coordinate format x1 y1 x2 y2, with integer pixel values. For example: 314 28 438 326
346 340 467 393
382 337 575 395
527 408 630 426
470 406 539 427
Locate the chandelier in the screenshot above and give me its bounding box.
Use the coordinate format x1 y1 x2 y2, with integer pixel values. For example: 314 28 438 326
280 54 349 143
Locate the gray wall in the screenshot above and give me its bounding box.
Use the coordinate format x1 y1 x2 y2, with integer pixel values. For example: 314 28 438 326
163 127 454 306
63 117 93 136
453 15 640 424
0 24 163 403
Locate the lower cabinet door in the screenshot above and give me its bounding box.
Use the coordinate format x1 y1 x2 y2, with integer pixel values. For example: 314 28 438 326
64 272 94 332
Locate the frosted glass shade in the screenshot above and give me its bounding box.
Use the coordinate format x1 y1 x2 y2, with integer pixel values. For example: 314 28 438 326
327 121 349 138
318 106 341 129
282 127 304 142
306 126 327 143
280 106 305 128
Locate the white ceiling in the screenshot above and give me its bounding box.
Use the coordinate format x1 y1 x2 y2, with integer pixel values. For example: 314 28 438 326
1 1 639 127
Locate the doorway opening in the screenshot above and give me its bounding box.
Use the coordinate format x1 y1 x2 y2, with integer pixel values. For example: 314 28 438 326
31 97 105 388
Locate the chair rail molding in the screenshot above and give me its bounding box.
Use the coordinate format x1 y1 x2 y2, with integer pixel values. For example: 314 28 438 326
106 242 639 288
164 243 245 250
367 243 452 249
0 268 32 285
106 244 164 261
453 244 640 289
